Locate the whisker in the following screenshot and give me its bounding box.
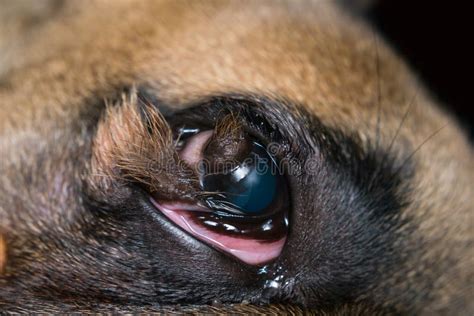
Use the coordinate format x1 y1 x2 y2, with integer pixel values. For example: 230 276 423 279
373 33 383 152
386 88 419 154
397 123 449 173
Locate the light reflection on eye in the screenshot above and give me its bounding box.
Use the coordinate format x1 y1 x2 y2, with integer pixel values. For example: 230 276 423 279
200 141 281 216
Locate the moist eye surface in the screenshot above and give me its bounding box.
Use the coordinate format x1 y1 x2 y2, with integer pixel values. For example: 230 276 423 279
201 141 279 215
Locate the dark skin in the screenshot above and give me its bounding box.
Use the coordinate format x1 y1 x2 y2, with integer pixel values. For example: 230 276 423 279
0 0 473 313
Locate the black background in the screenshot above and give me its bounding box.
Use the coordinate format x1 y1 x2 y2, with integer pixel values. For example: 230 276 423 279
368 1 472 140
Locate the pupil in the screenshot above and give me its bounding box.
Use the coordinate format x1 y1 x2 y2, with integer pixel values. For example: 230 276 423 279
201 142 278 215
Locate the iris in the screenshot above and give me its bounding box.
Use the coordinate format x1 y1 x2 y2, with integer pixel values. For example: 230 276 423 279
200 142 280 216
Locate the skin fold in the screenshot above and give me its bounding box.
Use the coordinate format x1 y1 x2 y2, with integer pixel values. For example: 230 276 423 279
0 0 472 314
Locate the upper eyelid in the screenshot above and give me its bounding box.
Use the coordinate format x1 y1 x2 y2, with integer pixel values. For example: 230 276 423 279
165 95 296 148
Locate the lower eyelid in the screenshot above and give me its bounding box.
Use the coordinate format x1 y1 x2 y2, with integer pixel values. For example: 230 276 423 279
151 200 287 265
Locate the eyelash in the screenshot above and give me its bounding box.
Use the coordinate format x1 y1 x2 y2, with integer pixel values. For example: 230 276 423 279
166 99 290 159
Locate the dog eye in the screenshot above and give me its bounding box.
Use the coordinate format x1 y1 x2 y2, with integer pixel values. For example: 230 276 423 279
201 141 280 216
152 124 289 266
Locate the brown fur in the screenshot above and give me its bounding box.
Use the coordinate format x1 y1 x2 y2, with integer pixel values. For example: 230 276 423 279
0 0 472 314
204 114 249 172
88 91 201 203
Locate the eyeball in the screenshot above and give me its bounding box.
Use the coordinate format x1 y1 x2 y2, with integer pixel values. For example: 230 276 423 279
200 142 281 216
